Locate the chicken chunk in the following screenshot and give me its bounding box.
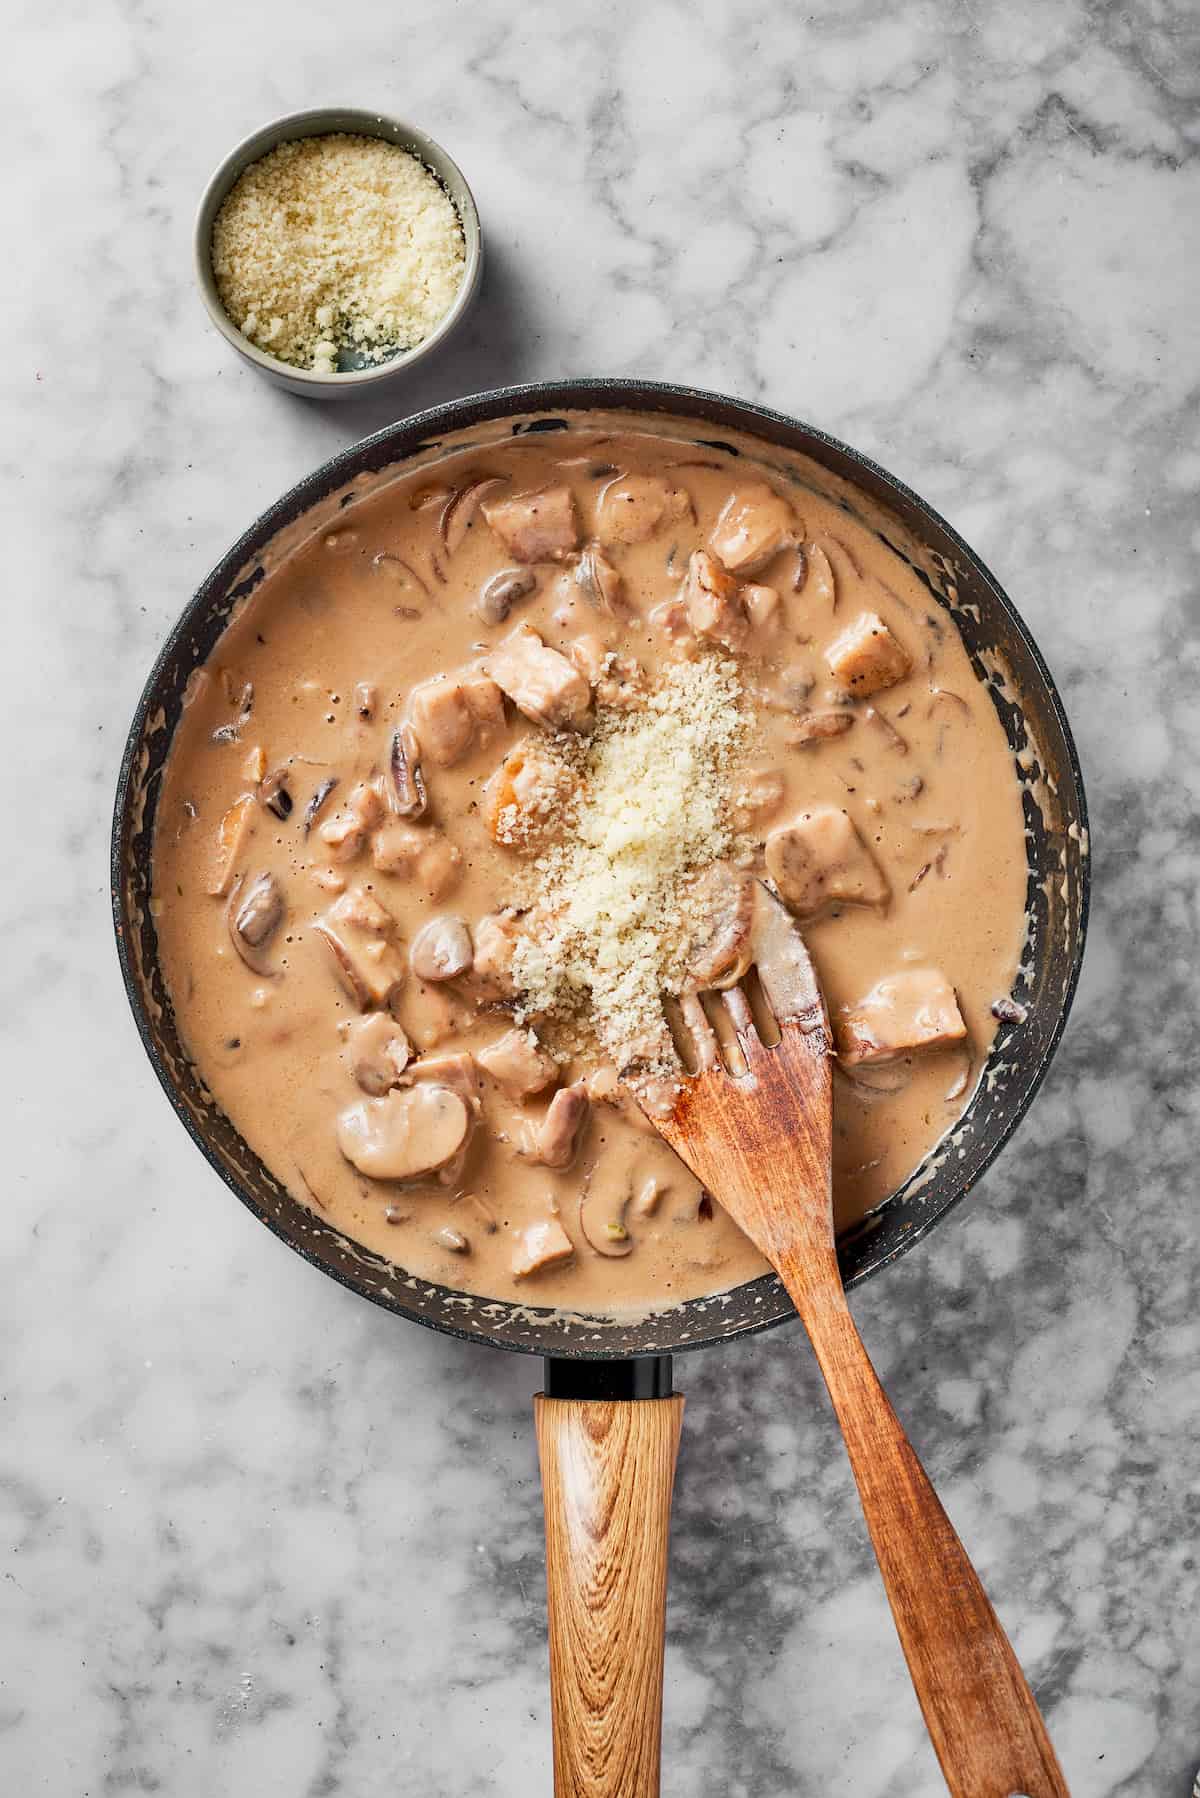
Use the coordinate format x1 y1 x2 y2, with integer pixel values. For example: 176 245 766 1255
471 909 523 999
409 670 505 768
477 1027 559 1099
595 474 692 546
710 482 797 575
314 887 406 1009
512 1217 575 1279
371 824 462 899
206 794 257 896
837 969 967 1065
765 809 889 918
681 551 749 652
825 612 911 697
483 741 577 850
481 485 580 563
336 1085 471 1181
484 624 591 730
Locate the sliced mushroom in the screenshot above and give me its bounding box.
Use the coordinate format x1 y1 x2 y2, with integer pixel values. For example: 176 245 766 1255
336 1085 471 1181
580 1182 633 1258
409 914 473 982
529 1082 589 1169
389 724 428 818
797 542 836 610
440 477 510 555
575 544 628 615
371 552 429 603
402 1051 481 1110
342 1012 412 1094
302 776 339 836
226 872 284 975
476 567 537 626
258 767 293 819
434 1226 470 1254
786 710 854 748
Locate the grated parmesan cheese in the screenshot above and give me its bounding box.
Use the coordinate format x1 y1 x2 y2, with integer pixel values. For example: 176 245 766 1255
211 134 465 374
511 656 747 1074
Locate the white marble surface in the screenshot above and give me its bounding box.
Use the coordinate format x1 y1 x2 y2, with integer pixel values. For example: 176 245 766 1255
4 1 1199 1792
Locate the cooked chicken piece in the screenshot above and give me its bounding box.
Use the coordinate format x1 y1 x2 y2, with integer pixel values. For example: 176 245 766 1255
347 780 387 829
318 808 366 863
837 969 967 1065
371 824 463 899
409 914 473 982
684 862 756 988
787 710 855 747
484 741 577 851
566 631 610 686
471 909 523 999
710 482 796 575
485 623 591 730
409 669 505 768
765 809 890 918
477 1027 559 1099
481 485 579 563
336 1085 471 1181
403 985 475 1052
682 551 750 652
742 583 779 631
595 473 693 545
206 793 256 896
732 768 786 826
825 612 911 697
528 1082 590 1168
403 1050 481 1109
342 1012 412 1094
575 544 629 615
388 724 427 818
512 1217 575 1279
313 888 406 1009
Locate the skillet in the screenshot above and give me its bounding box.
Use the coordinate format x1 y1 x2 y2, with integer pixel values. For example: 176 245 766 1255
111 379 1089 1793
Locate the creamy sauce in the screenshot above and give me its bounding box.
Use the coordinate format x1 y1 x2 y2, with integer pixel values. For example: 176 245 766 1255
153 423 1028 1314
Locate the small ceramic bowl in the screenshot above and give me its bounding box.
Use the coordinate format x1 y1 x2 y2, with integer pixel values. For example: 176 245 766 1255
194 107 482 399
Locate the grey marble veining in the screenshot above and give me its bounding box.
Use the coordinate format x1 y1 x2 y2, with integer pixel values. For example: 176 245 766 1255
3 1 1198 1792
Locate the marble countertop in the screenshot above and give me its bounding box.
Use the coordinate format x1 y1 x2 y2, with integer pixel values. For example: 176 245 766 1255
5 1 1198 1792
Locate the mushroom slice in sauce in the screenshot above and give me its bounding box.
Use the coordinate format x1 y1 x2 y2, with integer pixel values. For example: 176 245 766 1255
797 541 836 610
595 473 693 545
302 776 339 835
402 1051 481 1111
786 709 854 747
709 482 797 575
388 724 428 817
258 767 293 819
825 612 911 698
575 544 628 615
226 872 284 975
476 567 537 626
512 1217 575 1279
336 1085 471 1181
765 808 889 918
481 485 580 563
529 1082 589 1169
484 623 591 730
342 1012 412 1094
409 915 473 983
683 862 756 989
313 888 405 1010
477 1027 559 1100
836 969 967 1065
580 1180 633 1258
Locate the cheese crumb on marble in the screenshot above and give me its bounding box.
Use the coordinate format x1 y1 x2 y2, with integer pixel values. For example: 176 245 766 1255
511 656 747 1072
211 134 465 374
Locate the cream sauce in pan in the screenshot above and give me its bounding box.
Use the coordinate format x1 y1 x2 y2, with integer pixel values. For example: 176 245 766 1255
154 423 1028 1313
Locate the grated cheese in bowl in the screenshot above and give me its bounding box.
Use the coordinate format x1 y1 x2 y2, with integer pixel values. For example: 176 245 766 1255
511 655 748 1077
211 133 466 375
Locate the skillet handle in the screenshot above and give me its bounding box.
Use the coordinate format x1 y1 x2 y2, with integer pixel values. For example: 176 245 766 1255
536 1358 684 1798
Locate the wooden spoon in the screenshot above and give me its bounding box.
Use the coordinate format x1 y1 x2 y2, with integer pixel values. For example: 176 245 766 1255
639 884 1070 1798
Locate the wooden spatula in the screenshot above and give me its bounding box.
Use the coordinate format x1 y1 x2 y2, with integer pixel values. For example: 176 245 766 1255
642 883 1070 1798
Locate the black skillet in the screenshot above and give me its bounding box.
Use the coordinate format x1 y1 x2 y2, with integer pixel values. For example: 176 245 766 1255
112 380 1089 1795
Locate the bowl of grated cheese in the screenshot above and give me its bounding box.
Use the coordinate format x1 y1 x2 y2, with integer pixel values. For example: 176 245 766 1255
194 107 482 397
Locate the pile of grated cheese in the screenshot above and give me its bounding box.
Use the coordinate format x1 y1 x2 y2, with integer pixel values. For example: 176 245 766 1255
211 134 466 374
511 656 747 1073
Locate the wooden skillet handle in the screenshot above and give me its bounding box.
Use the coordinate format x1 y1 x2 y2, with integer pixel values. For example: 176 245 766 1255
535 1361 684 1798
779 1248 1070 1798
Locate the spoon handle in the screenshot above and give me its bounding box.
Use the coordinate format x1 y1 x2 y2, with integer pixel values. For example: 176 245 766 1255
779 1246 1070 1798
